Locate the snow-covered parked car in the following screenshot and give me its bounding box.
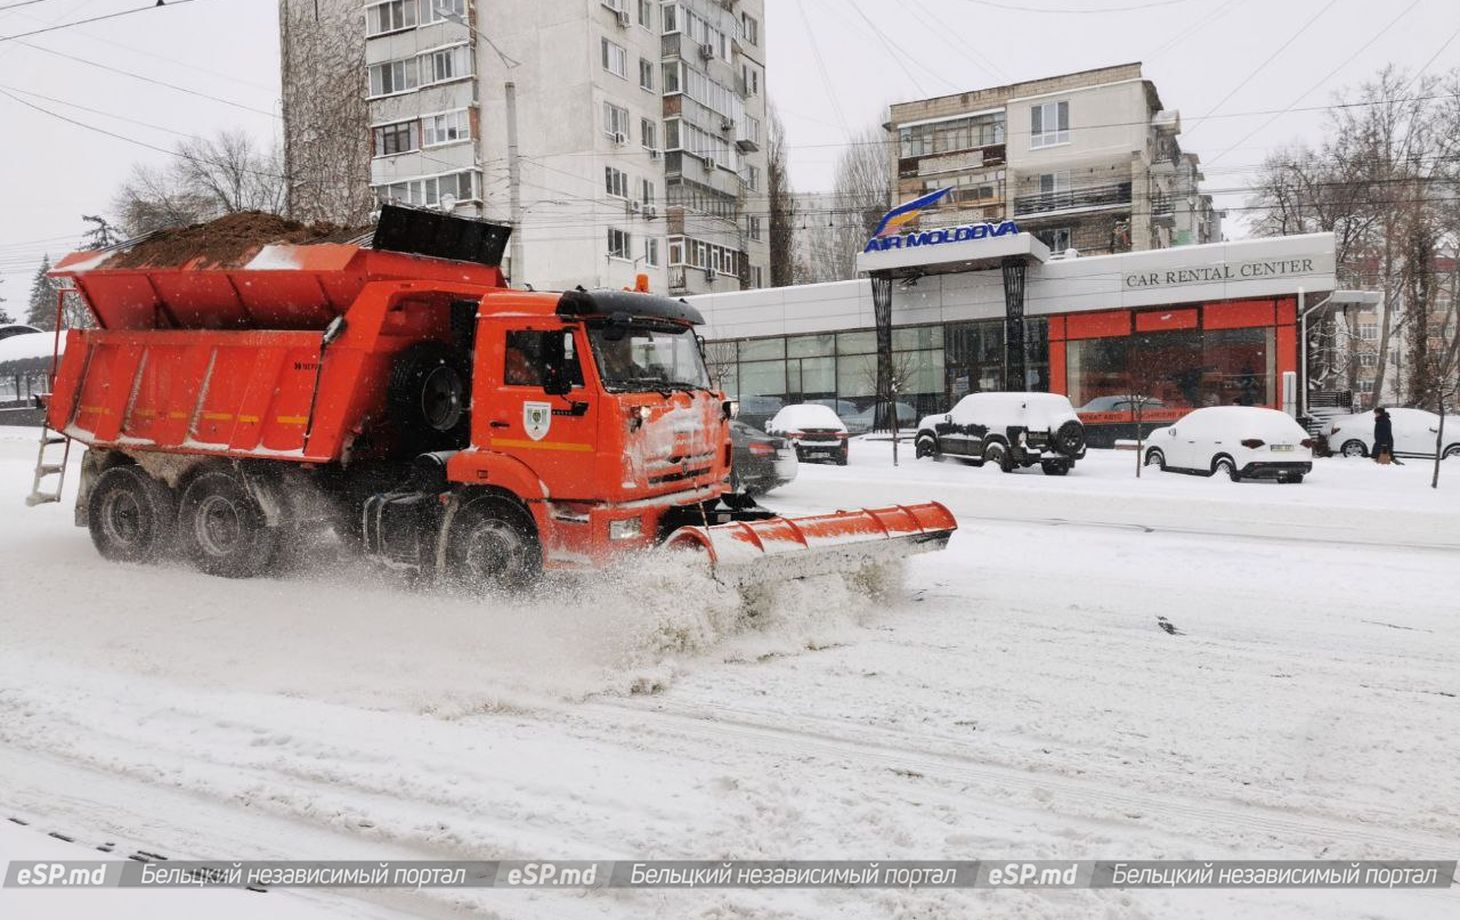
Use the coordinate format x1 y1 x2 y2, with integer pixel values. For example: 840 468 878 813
765 403 850 465
1143 406 1314 483
1323 408 1460 460
914 392 1086 475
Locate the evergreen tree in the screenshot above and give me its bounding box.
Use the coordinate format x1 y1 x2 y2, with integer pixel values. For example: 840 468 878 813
0 279 13 324
25 256 60 331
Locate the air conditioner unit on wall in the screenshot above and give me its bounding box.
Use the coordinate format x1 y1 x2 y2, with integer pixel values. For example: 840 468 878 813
630 199 643 213
611 131 627 146
647 147 661 160
643 204 658 219
703 156 717 171
616 8 630 28
721 117 736 132
699 43 715 59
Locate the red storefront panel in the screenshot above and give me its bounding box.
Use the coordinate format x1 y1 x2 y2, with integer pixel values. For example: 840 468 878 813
1047 316 1066 341
1276 296 1297 325
1276 324 1297 382
1064 310 1131 339
1135 308 1198 332
1204 299 1276 330
1049 342 1067 394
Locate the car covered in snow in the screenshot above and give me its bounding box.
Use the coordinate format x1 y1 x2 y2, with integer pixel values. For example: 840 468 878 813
729 420 798 495
765 403 850 465
811 398 918 434
914 392 1086 475
1143 406 1314 482
1323 408 1460 460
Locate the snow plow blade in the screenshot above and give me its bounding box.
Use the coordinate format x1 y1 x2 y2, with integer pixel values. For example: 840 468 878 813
665 502 957 586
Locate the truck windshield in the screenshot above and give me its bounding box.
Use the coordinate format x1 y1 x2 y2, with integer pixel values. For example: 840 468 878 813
588 322 711 393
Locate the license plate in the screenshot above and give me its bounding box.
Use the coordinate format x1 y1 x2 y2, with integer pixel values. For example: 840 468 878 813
1270 444 1295 452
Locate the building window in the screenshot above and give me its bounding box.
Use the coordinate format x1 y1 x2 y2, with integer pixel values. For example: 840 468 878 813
743 164 760 191
644 237 661 267
420 0 465 24
1359 323 1378 341
376 170 479 207
1067 327 1274 411
638 0 653 29
747 215 762 241
661 1 678 33
639 57 655 92
423 109 470 146
1030 100 1070 148
640 177 655 205
605 167 630 199
1357 379 1375 394
751 266 763 288
372 120 417 157
741 63 759 97
740 12 759 46
601 38 628 78
899 112 1005 158
608 228 631 260
604 102 630 141
368 59 417 98
421 45 471 85
668 238 684 264
1034 227 1071 252
366 0 416 36
640 117 658 150
1359 352 1378 368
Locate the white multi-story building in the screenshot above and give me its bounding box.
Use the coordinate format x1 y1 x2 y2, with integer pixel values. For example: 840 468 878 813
886 63 1221 256
280 0 768 296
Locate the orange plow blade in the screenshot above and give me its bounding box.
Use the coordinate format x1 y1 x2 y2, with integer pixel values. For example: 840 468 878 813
664 502 957 585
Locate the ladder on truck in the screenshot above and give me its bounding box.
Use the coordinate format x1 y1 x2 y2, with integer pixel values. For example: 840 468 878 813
25 288 73 507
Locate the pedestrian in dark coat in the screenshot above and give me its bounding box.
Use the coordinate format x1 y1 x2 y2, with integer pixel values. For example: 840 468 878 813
1373 407 1396 463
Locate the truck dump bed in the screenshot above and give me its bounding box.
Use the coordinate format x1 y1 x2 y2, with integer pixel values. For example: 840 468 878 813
47 209 511 461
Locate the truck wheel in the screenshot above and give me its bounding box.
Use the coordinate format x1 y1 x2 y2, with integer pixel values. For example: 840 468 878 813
388 342 469 449
1041 459 1070 476
444 496 541 591
915 436 936 460
984 441 1013 472
179 471 279 578
88 465 176 563
1054 419 1084 455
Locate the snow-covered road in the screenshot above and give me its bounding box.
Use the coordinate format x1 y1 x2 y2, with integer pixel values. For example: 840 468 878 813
1 427 1456 919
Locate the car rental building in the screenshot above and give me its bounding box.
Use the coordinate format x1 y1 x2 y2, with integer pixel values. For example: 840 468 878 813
686 228 1338 445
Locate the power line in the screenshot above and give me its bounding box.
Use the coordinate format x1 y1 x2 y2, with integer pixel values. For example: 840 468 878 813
1182 0 1341 140
951 0 1197 13
1209 0 1425 163
0 0 197 42
0 0 66 11
13 40 278 118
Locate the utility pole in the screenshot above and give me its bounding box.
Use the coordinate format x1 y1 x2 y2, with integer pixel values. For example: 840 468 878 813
504 81 524 288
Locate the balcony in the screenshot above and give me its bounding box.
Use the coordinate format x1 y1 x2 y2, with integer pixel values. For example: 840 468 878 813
668 265 688 294
1014 181 1132 217
1151 193 1176 226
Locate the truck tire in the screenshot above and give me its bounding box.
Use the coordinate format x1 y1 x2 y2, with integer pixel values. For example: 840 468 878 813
88 465 176 563
984 440 1014 473
443 495 541 591
178 470 279 578
1041 459 1070 476
388 342 469 449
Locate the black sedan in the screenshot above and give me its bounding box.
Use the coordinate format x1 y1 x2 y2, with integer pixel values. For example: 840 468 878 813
730 421 798 495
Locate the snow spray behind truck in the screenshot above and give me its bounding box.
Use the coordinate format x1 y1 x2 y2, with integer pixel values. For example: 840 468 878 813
31 206 955 588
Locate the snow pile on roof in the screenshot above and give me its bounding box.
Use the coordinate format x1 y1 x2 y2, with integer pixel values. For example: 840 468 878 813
768 403 847 432
0 330 64 365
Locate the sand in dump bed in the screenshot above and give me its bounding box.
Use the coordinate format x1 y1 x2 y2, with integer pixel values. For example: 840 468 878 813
103 212 369 270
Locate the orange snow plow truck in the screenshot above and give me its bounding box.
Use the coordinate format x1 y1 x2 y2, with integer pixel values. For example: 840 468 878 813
34 206 955 587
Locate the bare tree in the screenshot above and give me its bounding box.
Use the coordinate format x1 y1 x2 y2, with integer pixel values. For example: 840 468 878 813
113 130 286 235
766 103 798 288
279 0 375 225
802 123 892 282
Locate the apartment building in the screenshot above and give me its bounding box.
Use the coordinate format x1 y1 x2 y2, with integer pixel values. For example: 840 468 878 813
279 0 769 295
885 62 1220 257
1347 262 1458 406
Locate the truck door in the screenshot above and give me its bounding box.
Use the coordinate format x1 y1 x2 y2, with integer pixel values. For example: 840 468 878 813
478 319 597 497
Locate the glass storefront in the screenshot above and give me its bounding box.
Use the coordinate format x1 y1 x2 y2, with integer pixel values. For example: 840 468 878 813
709 319 1047 431
1067 327 1274 413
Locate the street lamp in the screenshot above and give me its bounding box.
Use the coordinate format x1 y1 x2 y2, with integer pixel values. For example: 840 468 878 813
1298 288 1381 416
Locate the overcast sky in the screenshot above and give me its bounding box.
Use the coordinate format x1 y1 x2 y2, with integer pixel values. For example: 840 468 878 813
1 0 1456 312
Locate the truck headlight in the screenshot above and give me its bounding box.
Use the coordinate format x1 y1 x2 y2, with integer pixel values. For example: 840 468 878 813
723 399 739 420
609 517 643 540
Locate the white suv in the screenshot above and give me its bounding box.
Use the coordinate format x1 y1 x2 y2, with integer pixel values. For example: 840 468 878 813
915 392 1086 475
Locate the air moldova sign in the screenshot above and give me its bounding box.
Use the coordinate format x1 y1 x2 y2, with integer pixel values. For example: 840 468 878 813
863 187 1019 254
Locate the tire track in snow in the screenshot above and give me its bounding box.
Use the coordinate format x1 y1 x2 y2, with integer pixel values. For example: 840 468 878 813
575 697 1460 861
